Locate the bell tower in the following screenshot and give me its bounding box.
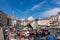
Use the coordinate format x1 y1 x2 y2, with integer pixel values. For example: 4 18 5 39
11 11 14 27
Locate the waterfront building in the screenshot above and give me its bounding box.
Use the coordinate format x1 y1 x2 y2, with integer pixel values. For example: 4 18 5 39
0 10 7 26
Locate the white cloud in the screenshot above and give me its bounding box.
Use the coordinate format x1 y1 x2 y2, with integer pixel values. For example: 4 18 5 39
23 9 29 14
39 17 41 19
31 0 47 10
21 19 25 20
53 0 60 5
19 0 47 16
23 0 47 14
28 16 34 21
41 8 60 17
16 9 23 13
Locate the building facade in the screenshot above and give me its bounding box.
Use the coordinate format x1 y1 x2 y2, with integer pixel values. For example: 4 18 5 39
7 16 12 26
49 15 58 26
37 18 50 26
30 20 37 29
0 11 7 26
58 12 60 27
16 19 21 26
21 20 29 26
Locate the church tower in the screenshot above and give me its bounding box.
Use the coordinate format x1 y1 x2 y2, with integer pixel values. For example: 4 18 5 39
11 11 14 27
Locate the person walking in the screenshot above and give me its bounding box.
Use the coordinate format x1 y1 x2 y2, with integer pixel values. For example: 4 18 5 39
46 32 55 40
35 33 40 40
5 31 9 40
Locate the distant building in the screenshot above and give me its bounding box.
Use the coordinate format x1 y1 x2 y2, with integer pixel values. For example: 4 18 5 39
16 19 21 26
21 20 29 26
12 18 17 27
30 18 50 29
7 17 17 27
0 11 7 26
7 16 21 27
49 15 58 26
37 18 50 26
58 12 60 27
7 16 12 26
30 20 37 29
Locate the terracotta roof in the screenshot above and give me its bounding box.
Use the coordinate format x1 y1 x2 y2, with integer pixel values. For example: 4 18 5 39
39 18 49 20
22 20 29 22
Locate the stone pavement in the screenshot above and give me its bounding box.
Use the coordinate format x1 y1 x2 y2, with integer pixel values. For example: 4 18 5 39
0 28 4 40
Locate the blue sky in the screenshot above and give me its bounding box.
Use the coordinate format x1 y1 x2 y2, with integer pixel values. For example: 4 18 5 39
0 0 60 19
